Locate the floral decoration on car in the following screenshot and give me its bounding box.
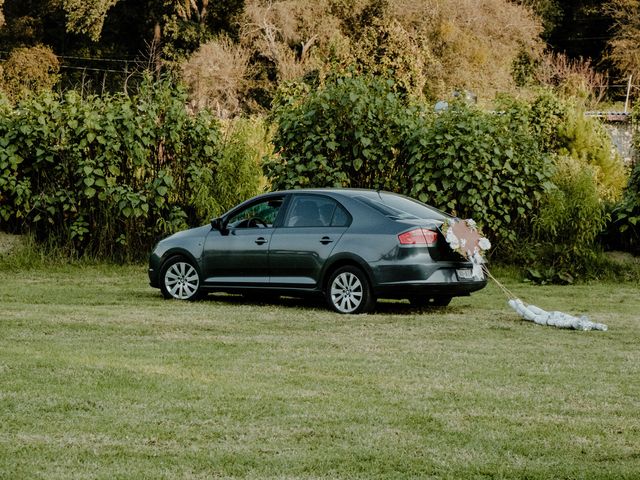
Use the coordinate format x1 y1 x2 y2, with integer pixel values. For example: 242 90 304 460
440 218 491 280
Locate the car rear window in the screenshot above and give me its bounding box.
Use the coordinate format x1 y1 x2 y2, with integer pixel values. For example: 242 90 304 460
354 192 449 221
284 194 352 227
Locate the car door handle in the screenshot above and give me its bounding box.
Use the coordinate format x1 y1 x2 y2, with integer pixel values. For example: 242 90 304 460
320 236 333 245
255 237 268 245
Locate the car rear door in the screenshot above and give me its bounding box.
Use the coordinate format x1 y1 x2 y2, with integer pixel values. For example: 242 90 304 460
269 194 351 288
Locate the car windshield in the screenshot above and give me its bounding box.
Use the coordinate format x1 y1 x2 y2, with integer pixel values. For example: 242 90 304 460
354 192 449 221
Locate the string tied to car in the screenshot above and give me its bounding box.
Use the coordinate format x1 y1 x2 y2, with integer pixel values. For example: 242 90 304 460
440 218 608 332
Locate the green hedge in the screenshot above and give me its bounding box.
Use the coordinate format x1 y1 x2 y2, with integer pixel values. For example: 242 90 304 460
403 101 552 248
265 77 414 192
0 77 262 260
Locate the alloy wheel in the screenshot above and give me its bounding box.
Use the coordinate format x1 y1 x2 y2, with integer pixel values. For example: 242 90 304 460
164 261 200 300
330 271 364 313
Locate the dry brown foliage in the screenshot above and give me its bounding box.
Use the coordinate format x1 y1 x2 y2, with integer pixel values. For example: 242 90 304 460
537 51 608 106
181 0 543 114
390 0 542 100
240 0 344 81
181 36 250 117
604 0 640 78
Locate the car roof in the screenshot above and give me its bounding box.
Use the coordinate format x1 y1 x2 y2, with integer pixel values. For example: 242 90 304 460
269 188 398 198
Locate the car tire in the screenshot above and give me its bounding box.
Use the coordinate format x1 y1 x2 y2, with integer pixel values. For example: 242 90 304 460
326 266 376 314
409 295 452 308
160 256 203 301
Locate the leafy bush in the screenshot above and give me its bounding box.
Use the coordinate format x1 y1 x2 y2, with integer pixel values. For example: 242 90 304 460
531 155 608 274
0 76 261 260
524 90 627 202
556 106 627 203
265 75 415 192
498 92 626 276
405 101 553 250
609 167 640 255
0 45 60 102
267 76 555 254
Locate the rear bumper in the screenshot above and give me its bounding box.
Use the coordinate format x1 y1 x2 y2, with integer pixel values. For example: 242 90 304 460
372 261 488 299
374 278 487 298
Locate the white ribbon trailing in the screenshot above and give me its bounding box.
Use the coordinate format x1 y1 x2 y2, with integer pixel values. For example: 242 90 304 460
508 298 607 331
441 218 608 332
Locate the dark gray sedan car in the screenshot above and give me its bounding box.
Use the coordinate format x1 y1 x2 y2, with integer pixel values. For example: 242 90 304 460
149 189 487 313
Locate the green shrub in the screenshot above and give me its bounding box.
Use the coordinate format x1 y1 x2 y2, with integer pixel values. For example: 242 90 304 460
267 77 556 255
0 45 60 102
502 91 629 277
608 105 640 254
265 75 415 192
532 156 608 275
556 107 627 203
405 101 553 250
0 76 261 261
525 90 627 202
209 117 270 217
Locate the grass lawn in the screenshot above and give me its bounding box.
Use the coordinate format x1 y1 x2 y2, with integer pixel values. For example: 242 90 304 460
0 263 638 479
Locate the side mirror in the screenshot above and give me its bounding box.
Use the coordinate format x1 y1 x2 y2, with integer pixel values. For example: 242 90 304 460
211 217 228 235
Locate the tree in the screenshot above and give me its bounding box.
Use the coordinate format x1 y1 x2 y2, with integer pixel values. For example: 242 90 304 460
63 0 120 41
0 0 245 96
544 0 612 66
605 0 640 78
181 0 543 114
512 0 562 39
157 0 245 62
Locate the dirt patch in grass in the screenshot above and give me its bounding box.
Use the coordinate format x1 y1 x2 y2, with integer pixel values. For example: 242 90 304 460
0 232 22 256
604 250 640 265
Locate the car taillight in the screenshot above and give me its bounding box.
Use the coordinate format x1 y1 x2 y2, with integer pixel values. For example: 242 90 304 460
398 228 438 246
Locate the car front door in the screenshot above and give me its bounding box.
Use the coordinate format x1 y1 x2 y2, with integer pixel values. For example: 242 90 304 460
269 194 351 288
202 195 285 286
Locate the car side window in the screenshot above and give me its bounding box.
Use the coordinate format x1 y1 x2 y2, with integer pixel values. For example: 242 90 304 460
331 204 351 227
227 197 283 229
285 195 351 228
